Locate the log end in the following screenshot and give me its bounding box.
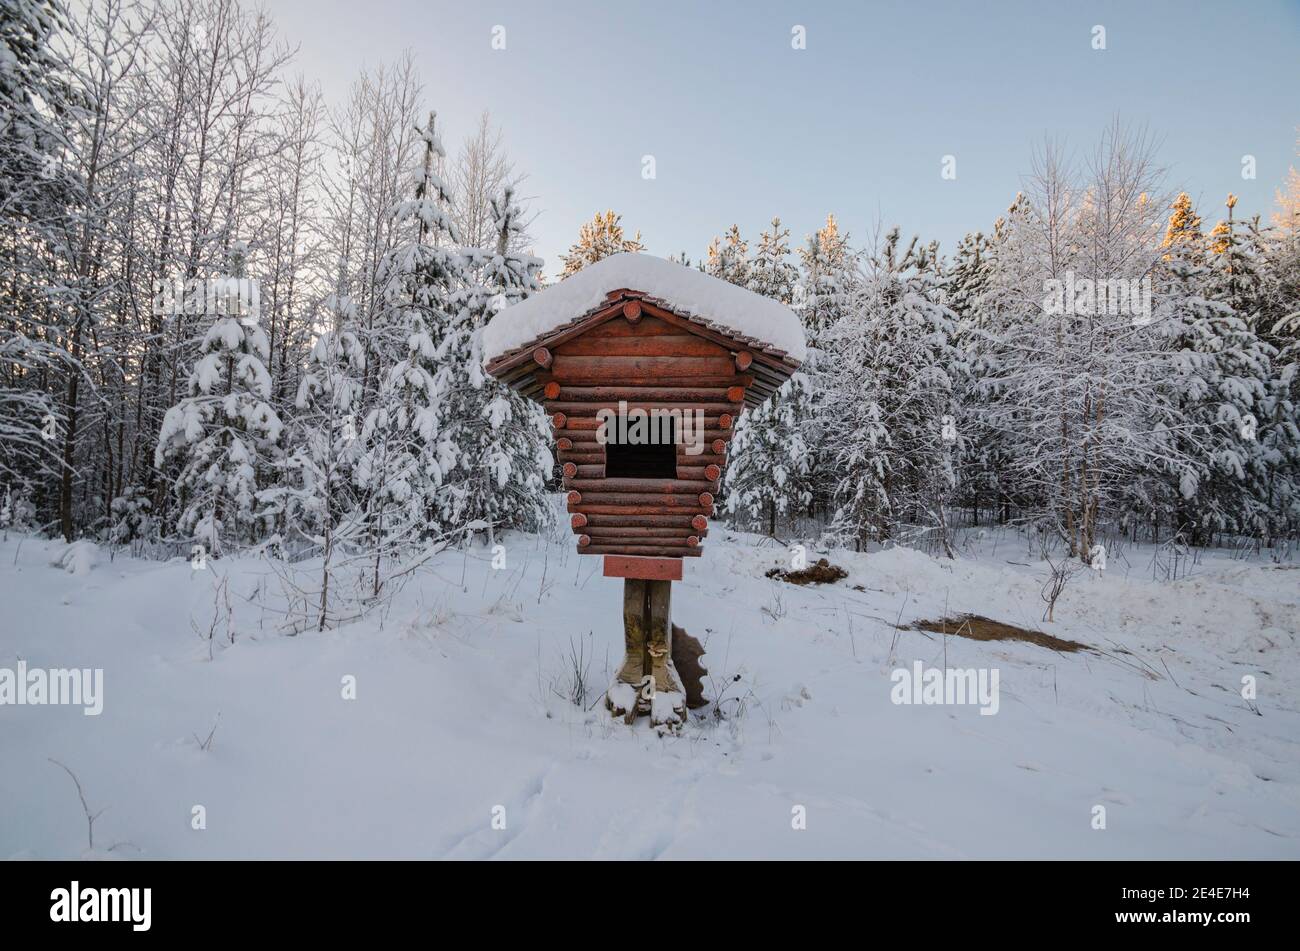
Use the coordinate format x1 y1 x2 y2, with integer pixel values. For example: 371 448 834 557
570 513 588 529
562 462 578 478
566 490 582 504
543 381 561 399
551 412 567 429
622 300 642 322
735 350 753 371
533 346 553 368
691 515 708 532
704 464 721 481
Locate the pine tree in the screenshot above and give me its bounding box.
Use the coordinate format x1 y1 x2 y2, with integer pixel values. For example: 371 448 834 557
438 185 553 535
356 111 465 575
825 230 962 555
154 241 284 556
559 210 643 278
1162 192 1204 257
1147 243 1276 542
723 217 814 534
705 225 749 287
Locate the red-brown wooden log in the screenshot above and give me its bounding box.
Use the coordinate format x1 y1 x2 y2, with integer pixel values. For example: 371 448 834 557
570 464 604 478
569 491 707 507
543 381 561 399
544 401 741 416
557 452 606 465
735 351 753 371
691 515 708 532
570 513 588 529
588 536 698 549
686 535 699 548
675 452 726 467
698 492 714 507
539 374 750 389
548 384 735 401
566 490 582 504
551 412 567 429
622 300 642 322
569 503 709 516
551 355 735 381
582 545 702 558
704 464 721 481
533 347 553 369
556 336 725 358
580 513 700 528
577 534 590 547
566 477 715 494
711 438 727 454
562 462 578 478
582 526 697 537
556 436 573 451
726 386 745 403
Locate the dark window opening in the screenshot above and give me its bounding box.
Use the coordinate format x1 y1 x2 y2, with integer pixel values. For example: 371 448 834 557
605 416 677 479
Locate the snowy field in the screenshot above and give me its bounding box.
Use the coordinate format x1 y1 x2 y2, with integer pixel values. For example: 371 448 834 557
2 509 1298 860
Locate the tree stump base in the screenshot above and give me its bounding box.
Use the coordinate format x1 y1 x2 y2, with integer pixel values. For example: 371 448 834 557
606 578 705 727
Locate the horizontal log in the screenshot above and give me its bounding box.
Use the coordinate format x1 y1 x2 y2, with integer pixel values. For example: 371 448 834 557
556 436 573 451
582 545 703 558
585 535 698 548
533 347 552 368
726 386 745 403
674 451 726 466
569 503 709 516
566 490 582 504
676 465 725 482
698 492 714 507
551 355 735 381
579 513 700 528
558 417 736 432
557 452 605 465
543 381 561 399
562 462 578 478
556 334 723 358
577 534 591 547
544 400 742 416
580 526 700 538
711 438 727 454
568 491 707 507
538 373 753 389
691 515 709 532
565 477 717 494
548 385 737 402
735 350 753 371
551 412 567 429
586 314 675 336
571 464 604 478
570 513 587 529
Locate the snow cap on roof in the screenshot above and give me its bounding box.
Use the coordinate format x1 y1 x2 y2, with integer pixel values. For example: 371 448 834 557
482 252 806 365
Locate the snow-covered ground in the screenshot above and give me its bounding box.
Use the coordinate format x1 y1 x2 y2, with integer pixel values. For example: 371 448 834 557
2 509 1298 859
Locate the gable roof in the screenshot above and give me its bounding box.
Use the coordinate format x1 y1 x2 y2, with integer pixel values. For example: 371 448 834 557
481 253 807 368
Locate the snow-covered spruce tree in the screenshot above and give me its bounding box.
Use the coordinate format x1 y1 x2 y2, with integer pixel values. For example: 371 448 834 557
705 224 749 287
267 266 368 629
355 112 464 588
824 229 963 555
795 214 855 517
1146 230 1276 544
723 217 816 534
0 0 79 512
155 241 283 556
438 185 552 535
558 209 643 278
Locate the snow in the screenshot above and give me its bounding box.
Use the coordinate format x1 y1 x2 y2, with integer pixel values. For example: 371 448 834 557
2 516 1297 859
481 253 807 364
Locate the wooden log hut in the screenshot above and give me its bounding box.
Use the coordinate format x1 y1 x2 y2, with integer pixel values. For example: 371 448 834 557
483 253 805 726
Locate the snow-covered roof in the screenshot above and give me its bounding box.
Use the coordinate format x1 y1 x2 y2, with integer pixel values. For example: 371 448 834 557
482 253 806 366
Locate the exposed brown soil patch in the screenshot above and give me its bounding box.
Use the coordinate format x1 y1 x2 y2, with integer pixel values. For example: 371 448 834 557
908 614 1089 653
766 558 848 586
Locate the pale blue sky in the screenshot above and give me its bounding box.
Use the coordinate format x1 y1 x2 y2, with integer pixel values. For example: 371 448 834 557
267 0 1300 267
